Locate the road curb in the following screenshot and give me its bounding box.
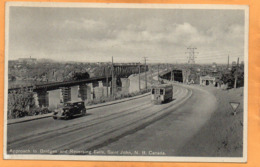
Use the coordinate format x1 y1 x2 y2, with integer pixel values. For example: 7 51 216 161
7 92 150 125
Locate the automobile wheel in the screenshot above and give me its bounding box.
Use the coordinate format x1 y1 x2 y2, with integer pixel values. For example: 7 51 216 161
81 109 86 116
53 117 57 120
65 115 70 120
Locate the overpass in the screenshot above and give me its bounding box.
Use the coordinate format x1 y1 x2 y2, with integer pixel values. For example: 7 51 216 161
8 76 112 93
8 63 148 109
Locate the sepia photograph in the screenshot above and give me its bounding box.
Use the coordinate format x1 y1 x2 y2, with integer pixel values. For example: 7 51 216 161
4 2 248 162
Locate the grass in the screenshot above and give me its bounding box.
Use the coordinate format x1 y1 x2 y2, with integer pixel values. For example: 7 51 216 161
177 87 244 157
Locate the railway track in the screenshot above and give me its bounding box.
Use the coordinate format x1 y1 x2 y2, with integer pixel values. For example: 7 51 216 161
7 86 191 154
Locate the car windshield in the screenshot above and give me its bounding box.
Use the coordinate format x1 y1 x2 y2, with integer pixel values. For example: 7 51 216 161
64 103 73 107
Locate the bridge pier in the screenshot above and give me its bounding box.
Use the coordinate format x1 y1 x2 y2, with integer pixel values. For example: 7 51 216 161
86 83 94 101
37 91 49 108
71 85 81 102
79 84 88 101
9 64 146 110
120 78 130 94
61 87 71 103
111 77 117 96
93 81 111 99
48 89 62 109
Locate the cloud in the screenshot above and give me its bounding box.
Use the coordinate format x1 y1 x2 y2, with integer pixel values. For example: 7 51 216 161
8 8 245 64
62 18 107 31
116 22 210 47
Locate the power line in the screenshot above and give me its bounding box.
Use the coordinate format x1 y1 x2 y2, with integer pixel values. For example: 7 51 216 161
185 47 199 64
149 54 244 61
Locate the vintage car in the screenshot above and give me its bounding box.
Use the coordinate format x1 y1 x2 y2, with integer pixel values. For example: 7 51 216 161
53 101 86 120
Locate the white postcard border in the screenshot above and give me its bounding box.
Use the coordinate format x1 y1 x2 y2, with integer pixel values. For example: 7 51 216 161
3 2 249 163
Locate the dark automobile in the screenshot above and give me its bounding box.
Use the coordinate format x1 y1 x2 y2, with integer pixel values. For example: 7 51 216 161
53 101 86 120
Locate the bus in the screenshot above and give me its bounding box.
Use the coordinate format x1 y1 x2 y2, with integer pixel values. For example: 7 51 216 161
151 84 173 104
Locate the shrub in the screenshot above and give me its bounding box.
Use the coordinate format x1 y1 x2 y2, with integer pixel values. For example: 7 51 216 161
8 88 35 119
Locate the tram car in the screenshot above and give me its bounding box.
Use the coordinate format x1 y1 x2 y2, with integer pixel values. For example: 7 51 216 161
151 84 173 104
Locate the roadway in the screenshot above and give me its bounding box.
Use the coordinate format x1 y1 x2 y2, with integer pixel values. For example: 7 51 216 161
7 70 218 156
7 84 191 154
99 84 218 156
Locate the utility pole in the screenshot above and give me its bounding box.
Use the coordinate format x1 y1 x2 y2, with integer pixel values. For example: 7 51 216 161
111 57 114 97
150 68 153 85
185 47 199 64
106 66 108 97
227 55 229 69
157 64 159 82
143 57 148 90
234 57 239 88
138 64 141 91
171 67 173 81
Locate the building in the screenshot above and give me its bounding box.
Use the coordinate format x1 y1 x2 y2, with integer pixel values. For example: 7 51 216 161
200 75 216 86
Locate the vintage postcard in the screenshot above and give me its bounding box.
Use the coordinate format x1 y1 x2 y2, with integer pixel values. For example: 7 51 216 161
4 2 248 162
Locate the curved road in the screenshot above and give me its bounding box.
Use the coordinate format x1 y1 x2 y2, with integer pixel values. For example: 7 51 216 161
99 84 218 156
7 84 191 154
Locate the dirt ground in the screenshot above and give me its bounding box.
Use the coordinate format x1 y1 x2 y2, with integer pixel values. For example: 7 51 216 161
177 86 244 157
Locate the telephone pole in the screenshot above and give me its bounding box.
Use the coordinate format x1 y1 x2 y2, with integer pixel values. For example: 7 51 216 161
185 47 199 64
143 57 148 89
234 57 239 88
171 67 173 81
111 57 114 97
150 68 153 85
138 63 141 91
106 66 108 97
227 55 230 69
157 64 160 82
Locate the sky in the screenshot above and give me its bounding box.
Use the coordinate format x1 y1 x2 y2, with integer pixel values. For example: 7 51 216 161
8 6 246 64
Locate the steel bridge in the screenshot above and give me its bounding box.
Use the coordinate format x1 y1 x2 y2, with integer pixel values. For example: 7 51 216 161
8 63 148 94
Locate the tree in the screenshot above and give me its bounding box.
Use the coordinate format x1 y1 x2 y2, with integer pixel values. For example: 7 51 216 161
220 66 244 88
8 88 35 118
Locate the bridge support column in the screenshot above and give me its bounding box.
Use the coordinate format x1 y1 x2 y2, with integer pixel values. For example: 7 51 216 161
111 77 117 96
48 89 62 109
79 84 88 101
101 80 110 97
37 91 49 108
86 83 94 101
71 85 81 102
98 81 103 87
94 81 111 99
60 87 71 103
120 78 130 94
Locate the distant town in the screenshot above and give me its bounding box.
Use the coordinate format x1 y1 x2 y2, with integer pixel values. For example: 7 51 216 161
8 56 244 89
